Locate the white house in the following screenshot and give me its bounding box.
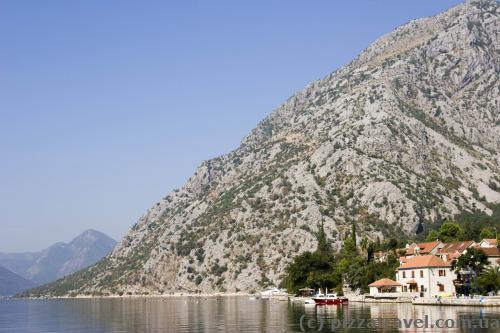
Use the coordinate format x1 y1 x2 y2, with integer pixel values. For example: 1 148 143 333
396 255 456 298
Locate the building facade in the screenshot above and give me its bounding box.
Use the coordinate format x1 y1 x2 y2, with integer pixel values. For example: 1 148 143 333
396 255 456 298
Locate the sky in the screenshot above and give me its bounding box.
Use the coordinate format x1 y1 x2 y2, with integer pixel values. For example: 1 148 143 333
0 0 464 252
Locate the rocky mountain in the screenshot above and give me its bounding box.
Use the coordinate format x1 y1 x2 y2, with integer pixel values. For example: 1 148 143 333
24 0 499 297
0 230 116 285
0 266 35 296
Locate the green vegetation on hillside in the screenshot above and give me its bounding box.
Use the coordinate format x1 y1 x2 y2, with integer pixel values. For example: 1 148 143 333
425 203 500 242
285 204 500 296
284 222 400 294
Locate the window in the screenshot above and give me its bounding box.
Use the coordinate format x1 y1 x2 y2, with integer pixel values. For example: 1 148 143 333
438 284 445 292
411 271 415 278
402 271 406 278
420 270 424 278
438 270 446 277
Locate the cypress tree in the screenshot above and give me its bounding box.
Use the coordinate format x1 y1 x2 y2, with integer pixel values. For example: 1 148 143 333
317 221 330 253
351 221 357 247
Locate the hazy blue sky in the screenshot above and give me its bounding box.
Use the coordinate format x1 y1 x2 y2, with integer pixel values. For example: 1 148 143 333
0 0 463 252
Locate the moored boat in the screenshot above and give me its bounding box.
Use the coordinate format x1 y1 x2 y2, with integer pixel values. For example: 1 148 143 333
312 289 348 305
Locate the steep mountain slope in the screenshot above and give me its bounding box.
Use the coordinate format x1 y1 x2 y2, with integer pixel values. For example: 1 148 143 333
0 266 35 296
25 0 499 297
0 230 116 285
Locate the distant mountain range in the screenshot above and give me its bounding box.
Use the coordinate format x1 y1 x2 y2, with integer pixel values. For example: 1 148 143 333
0 266 35 296
0 230 116 286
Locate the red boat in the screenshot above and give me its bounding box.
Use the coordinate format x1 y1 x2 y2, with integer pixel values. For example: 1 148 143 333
312 290 348 305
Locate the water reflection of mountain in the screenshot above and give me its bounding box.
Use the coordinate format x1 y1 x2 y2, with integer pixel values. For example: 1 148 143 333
2 298 500 332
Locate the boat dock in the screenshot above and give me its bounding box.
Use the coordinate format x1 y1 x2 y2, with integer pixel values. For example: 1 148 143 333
302 294 500 307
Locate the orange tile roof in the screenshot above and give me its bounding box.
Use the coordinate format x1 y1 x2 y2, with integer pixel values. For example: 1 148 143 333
406 241 440 255
419 241 441 253
368 278 402 287
439 241 475 255
446 253 460 261
399 255 450 269
482 239 498 246
477 247 500 257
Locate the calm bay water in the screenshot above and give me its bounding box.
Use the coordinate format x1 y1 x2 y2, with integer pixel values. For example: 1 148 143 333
1 297 499 332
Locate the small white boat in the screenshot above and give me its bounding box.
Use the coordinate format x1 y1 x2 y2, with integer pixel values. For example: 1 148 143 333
304 299 315 305
260 287 288 299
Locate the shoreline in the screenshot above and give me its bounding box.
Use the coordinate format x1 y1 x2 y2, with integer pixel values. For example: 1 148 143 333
8 293 500 307
11 292 254 300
